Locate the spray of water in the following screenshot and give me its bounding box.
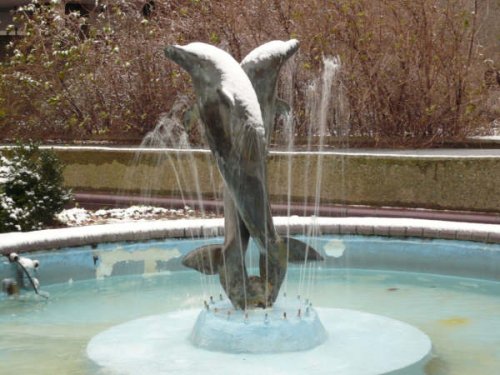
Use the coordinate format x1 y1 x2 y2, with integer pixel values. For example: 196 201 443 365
123 97 221 298
279 54 297 298
314 56 342 213
123 56 350 309
299 56 350 299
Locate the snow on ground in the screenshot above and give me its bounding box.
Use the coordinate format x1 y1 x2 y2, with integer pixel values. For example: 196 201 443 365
56 205 220 227
241 39 299 65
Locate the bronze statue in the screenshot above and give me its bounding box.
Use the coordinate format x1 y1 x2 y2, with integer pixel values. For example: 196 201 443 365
165 41 322 309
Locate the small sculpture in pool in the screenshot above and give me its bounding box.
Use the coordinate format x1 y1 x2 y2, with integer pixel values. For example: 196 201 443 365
2 252 41 297
165 40 323 309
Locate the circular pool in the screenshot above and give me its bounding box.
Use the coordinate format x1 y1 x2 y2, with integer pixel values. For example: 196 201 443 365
1 232 499 374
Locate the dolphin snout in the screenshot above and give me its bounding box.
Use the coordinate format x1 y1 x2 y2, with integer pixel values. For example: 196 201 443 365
164 44 199 74
285 39 300 58
164 45 181 60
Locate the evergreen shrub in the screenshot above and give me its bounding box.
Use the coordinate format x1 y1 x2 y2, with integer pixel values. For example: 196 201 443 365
0 143 71 232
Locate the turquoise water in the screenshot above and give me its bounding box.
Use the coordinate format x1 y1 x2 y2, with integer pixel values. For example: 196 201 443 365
1 268 499 374
1 235 500 374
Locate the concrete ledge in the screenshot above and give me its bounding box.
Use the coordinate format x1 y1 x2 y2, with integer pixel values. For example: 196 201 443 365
1 217 499 255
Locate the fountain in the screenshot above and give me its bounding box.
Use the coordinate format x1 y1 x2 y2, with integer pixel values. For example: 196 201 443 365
168 39 324 309
1 252 48 299
0 36 500 375
82 41 432 374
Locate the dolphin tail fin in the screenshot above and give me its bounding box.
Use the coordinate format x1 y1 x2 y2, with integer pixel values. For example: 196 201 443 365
182 244 223 275
283 237 324 263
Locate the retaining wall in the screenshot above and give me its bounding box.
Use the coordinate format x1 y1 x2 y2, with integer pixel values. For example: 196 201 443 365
2 146 499 213
48 147 500 213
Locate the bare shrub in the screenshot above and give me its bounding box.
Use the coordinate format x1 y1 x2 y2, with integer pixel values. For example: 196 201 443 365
0 0 495 146
0 1 195 141
265 0 490 146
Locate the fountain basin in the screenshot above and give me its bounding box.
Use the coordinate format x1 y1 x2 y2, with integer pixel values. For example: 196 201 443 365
1 218 499 374
189 299 328 353
1 255 499 374
87 307 431 375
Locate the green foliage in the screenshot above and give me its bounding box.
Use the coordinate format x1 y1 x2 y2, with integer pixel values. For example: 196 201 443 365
0 142 72 232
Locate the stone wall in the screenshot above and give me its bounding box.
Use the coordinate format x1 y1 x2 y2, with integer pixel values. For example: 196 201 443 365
46 147 500 213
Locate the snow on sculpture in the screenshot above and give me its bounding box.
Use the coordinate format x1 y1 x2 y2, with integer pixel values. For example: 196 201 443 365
164 41 322 309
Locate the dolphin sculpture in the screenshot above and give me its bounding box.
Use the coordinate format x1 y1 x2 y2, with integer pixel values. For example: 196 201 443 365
180 40 299 280
181 40 302 292
165 42 322 309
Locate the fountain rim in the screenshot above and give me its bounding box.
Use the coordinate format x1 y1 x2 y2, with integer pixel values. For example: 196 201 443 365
2 144 500 159
1 216 499 255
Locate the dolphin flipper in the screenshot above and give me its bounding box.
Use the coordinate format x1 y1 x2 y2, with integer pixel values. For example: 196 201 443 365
284 237 324 263
182 244 223 275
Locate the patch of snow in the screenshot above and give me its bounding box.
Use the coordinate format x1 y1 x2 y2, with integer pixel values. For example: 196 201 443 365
0 157 12 184
173 42 263 126
55 205 208 227
56 208 91 226
241 39 299 66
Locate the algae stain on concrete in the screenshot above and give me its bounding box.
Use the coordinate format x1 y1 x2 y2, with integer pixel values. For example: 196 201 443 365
63 160 128 191
438 316 470 327
94 247 181 278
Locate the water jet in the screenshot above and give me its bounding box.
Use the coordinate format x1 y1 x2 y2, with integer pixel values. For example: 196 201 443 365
86 41 433 374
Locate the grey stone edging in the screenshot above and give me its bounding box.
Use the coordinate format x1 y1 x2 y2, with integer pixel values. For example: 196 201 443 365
1 217 499 255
